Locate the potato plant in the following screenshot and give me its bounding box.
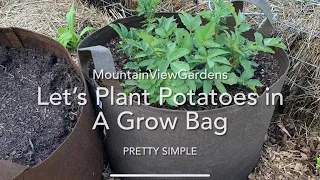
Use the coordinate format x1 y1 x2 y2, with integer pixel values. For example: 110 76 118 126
109 0 286 106
56 4 97 49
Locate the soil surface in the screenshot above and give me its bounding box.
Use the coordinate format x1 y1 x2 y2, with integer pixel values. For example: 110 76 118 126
90 37 281 110
0 46 83 166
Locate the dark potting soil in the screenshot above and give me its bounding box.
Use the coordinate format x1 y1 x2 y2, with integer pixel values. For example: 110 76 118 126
0 46 83 166
89 37 281 110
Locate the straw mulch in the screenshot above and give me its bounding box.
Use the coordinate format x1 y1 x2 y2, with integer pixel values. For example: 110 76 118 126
157 0 208 13
0 0 124 61
244 0 320 179
271 0 320 125
0 0 119 38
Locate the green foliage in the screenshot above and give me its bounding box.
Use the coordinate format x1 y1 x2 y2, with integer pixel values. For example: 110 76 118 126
56 4 97 49
136 0 161 20
317 156 320 170
109 0 287 106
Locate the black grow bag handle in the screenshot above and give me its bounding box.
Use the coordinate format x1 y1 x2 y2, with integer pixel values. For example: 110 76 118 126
77 46 123 116
231 0 274 36
77 45 123 97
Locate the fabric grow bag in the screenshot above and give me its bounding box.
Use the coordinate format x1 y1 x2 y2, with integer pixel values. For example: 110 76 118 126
78 1 290 179
0 28 103 180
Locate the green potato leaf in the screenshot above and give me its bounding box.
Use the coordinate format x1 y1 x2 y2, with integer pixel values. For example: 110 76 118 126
170 61 190 74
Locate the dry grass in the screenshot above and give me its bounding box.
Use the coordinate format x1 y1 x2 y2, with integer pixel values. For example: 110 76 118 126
0 0 124 60
0 0 118 38
271 0 320 34
248 0 320 179
158 0 209 13
244 0 320 128
271 0 320 129
0 0 6 6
